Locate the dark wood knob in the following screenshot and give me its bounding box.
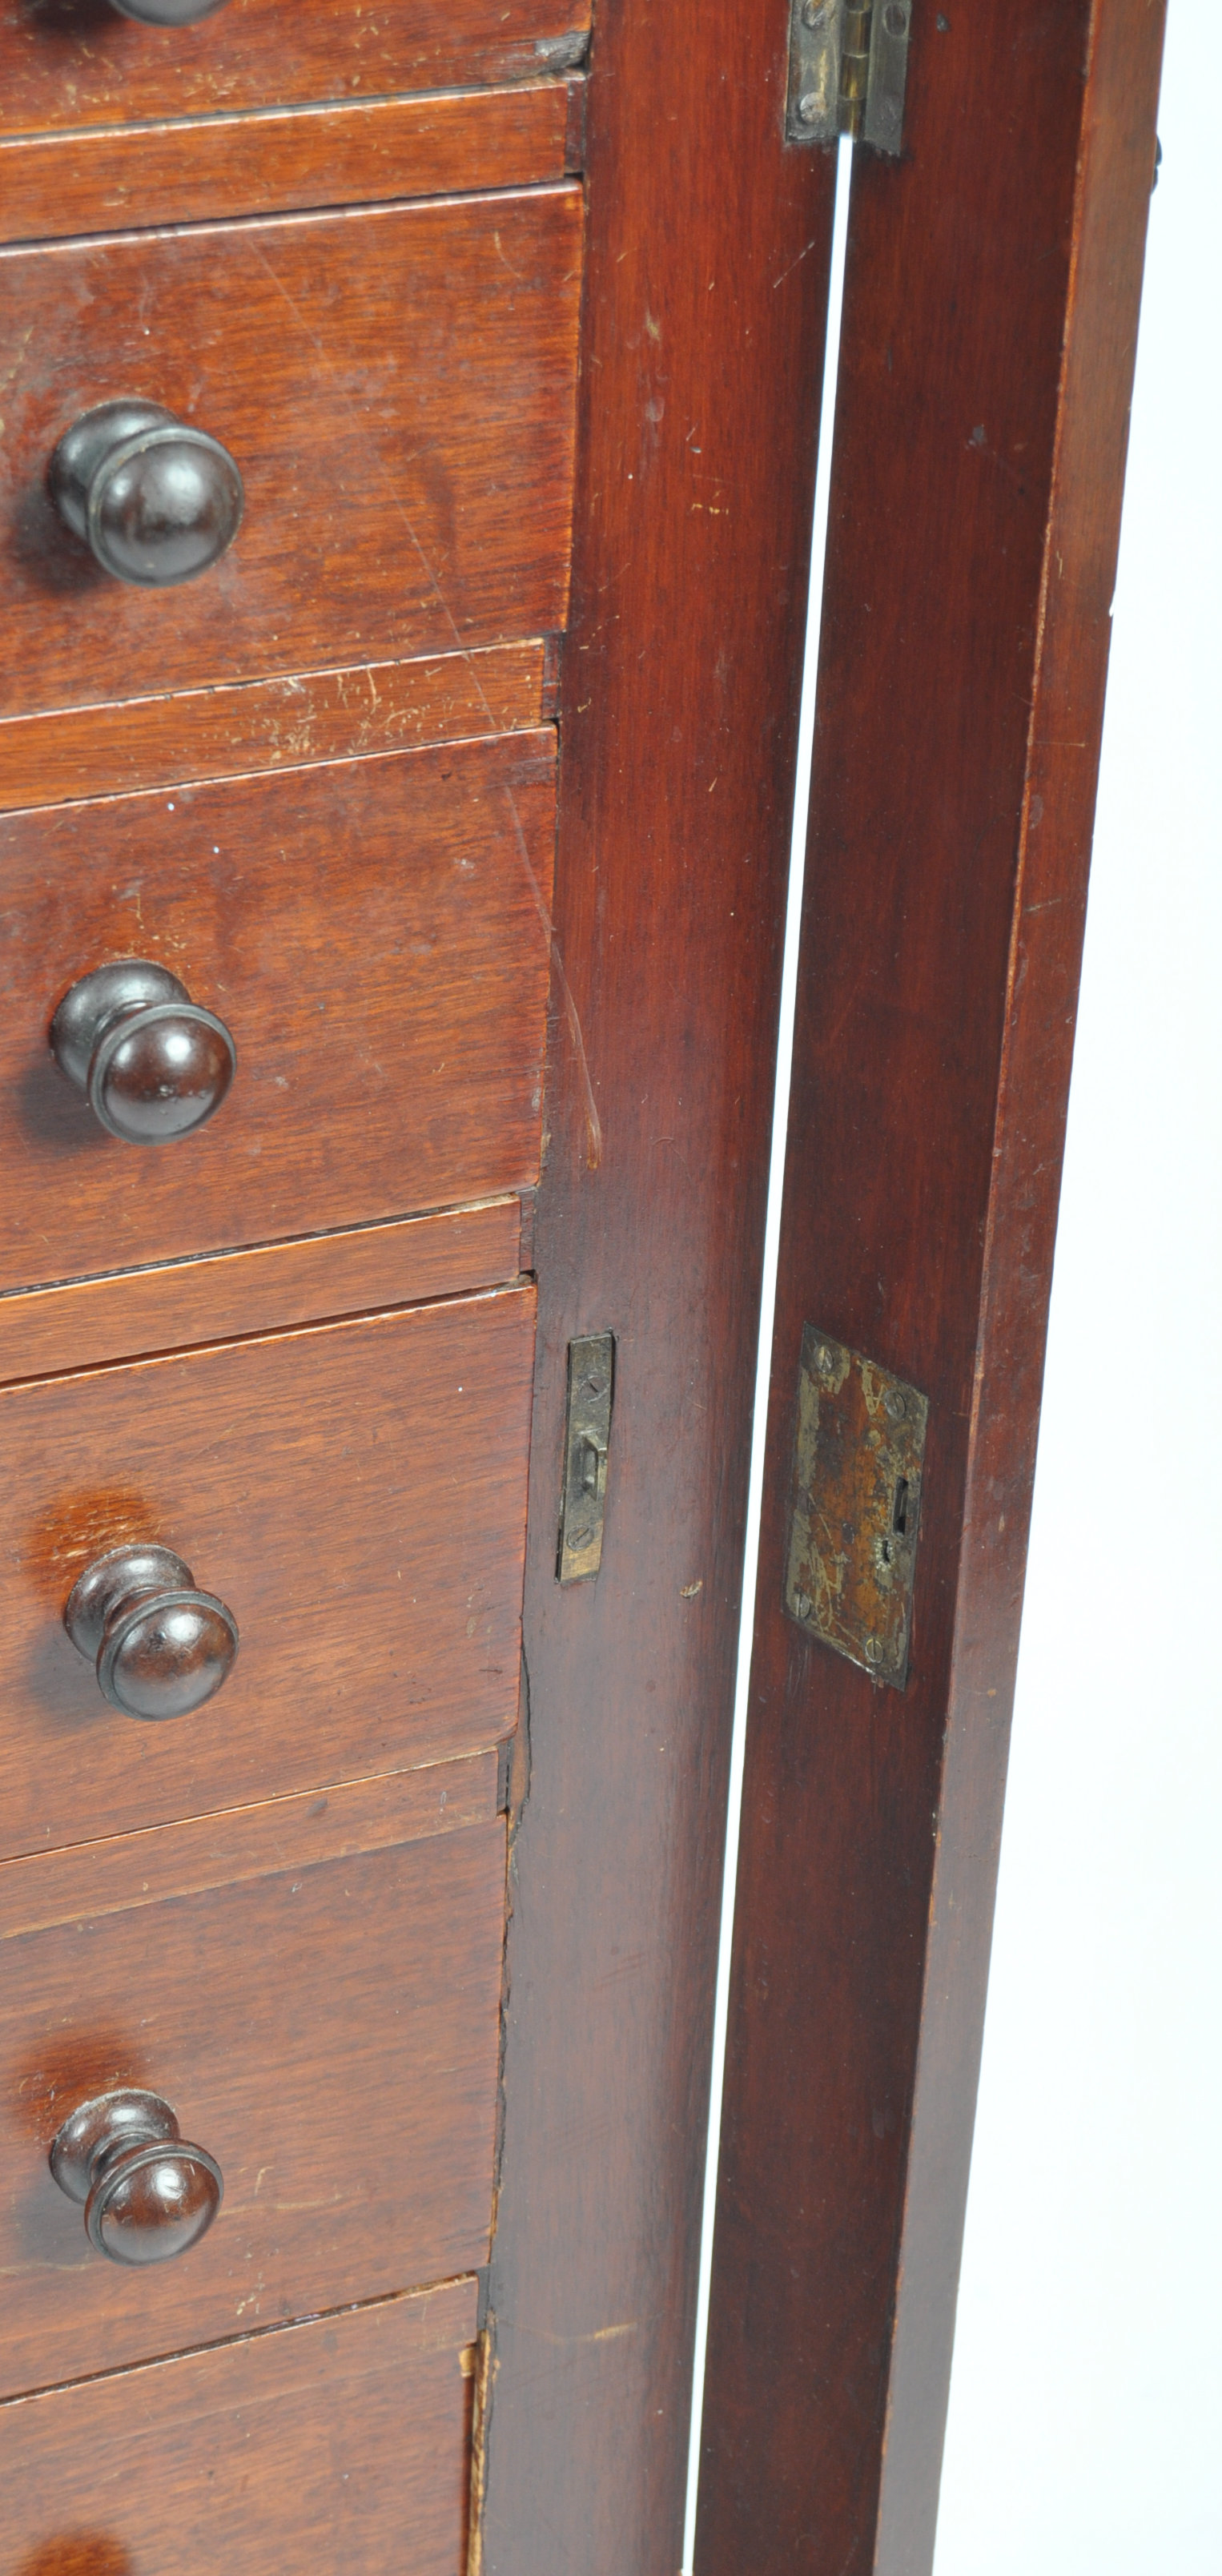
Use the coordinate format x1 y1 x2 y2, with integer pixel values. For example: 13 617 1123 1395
51 958 236 1145
50 2091 223 2268
48 400 243 587
111 0 230 19
65 1543 239 1722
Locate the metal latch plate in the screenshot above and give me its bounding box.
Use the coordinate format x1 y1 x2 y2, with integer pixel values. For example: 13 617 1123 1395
784 1325 927 1687
557 1332 614 1583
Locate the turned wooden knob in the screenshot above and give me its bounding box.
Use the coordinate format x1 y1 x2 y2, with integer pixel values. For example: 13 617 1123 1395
65 1543 239 1722
111 0 231 19
48 400 243 586
51 959 236 1145
51 2091 223 2267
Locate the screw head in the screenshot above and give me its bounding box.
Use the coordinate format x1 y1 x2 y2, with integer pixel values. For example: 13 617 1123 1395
882 0 909 31
794 1591 813 1620
883 1387 907 1420
864 1635 882 1664
796 90 821 123
801 0 826 26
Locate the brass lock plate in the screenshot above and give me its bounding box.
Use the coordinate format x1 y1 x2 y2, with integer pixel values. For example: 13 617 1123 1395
783 1325 927 1688
557 1332 614 1583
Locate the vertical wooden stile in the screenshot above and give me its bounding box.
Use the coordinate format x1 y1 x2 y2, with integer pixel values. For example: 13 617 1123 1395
695 1 1167 2570
480 3 841 2568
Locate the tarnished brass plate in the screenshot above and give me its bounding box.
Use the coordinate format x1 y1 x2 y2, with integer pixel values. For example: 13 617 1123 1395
557 1331 614 1583
783 1325 927 1688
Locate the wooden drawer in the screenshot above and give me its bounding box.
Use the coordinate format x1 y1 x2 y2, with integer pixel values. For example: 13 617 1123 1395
0 79 583 248
0 187 581 724
0 734 554 1294
0 1770 502 2399
0 1288 533 1862
0 2278 478 2576
0 0 589 142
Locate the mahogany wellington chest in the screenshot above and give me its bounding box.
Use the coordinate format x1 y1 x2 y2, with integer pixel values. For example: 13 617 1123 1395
0 0 1162 2568
0 2 577 2559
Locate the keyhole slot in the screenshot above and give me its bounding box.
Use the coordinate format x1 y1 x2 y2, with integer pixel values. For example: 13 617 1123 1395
892 1477 909 1537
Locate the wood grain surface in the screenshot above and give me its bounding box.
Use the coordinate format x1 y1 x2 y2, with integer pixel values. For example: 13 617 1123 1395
0 187 581 722
0 78 581 246
0 0 590 135
869 4 1168 2562
0 2280 478 2576
478 2 838 2570
0 1814 503 2398
0 1287 533 1861
0 640 549 816
695 4 1167 2574
0 1200 524 1387
0 1746 500 1941
0 2287 478 2566
0 735 555 1293
0 2280 477 2575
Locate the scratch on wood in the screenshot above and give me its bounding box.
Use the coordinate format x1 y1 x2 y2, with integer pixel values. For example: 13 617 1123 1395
503 789 601 1169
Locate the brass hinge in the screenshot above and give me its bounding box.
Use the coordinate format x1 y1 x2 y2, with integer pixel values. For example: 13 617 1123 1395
786 0 910 155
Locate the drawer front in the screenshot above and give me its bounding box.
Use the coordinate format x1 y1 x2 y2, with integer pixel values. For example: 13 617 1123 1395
0 1802 501 2397
0 734 554 1294
0 2280 478 2576
0 187 581 722
0 82 582 252
0 0 589 139
0 634 552 815
0 1201 526 1388
0 1289 533 1862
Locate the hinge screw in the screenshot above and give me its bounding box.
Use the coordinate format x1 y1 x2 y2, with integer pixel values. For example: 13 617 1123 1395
794 1591 813 1620
796 91 821 123
801 0 827 24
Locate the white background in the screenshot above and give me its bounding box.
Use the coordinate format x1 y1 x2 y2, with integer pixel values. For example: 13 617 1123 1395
931 3 1222 2567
